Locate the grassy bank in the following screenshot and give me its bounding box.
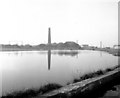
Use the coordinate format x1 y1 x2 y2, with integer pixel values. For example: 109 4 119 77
2 83 62 98
72 65 120 84
2 65 120 98
41 65 120 98
70 65 120 98
72 69 120 98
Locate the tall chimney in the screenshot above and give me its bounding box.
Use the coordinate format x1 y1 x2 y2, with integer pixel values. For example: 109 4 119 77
48 27 51 70
48 27 51 45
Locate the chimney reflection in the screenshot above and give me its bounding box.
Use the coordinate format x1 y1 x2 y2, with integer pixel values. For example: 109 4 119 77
48 49 51 70
48 27 51 70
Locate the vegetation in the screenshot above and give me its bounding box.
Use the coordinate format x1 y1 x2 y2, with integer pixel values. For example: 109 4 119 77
72 65 120 84
2 65 120 98
1 41 81 51
2 83 62 98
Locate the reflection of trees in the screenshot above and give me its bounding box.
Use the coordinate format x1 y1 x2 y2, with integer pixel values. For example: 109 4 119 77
47 50 79 70
7 51 23 56
36 50 79 57
57 51 79 57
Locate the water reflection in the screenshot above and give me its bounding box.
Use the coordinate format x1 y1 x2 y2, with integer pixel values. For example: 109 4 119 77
5 51 23 56
56 51 79 57
48 50 51 70
1 50 118 96
47 50 79 70
100 51 102 57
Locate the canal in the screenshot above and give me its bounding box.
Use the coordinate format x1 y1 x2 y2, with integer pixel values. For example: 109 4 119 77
0 50 119 96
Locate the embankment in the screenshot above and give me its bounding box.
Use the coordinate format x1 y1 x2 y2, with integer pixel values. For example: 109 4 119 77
2 66 120 98
40 67 120 98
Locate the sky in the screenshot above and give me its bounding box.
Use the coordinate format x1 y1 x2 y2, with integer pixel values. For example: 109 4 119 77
0 0 119 47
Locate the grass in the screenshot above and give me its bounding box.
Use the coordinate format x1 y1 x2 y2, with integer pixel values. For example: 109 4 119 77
72 65 120 84
2 65 120 98
2 83 62 98
72 70 104 83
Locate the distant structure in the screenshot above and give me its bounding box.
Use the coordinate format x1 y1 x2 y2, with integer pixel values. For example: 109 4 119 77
48 27 51 47
8 41 23 45
100 41 102 48
76 40 78 44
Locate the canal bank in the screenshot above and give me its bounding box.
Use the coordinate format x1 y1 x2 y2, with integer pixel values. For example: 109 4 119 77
2 65 120 98
39 67 120 98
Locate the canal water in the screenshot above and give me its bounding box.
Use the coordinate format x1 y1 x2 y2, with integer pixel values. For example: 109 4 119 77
0 50 119 96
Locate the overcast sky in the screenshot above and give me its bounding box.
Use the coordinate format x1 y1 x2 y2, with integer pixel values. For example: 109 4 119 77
0 0 118 47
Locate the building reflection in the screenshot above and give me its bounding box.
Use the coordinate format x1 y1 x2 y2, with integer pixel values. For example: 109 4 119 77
48 49 51 70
